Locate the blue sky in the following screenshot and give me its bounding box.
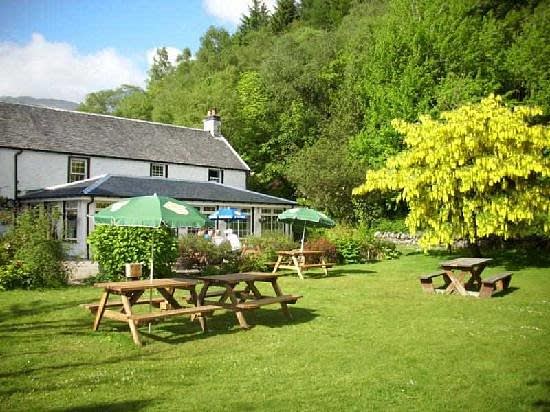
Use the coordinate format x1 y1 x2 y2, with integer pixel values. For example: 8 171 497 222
0 0 277 102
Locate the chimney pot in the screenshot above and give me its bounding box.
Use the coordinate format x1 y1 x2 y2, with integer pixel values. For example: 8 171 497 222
203 108 221 136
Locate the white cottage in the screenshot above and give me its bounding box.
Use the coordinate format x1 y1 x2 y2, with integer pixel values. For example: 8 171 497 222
0 103 294 258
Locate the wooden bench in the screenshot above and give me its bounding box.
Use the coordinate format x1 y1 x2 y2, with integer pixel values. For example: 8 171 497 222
419 271 451 294
479 272 513 298
129 305 219 326
300 263 334 269
82 297 166 313
235 294 302 310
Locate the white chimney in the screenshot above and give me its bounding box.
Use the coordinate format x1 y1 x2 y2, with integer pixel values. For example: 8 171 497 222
203 108 221 137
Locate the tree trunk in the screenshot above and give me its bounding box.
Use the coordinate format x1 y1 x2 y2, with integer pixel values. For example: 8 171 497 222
469 213 482 258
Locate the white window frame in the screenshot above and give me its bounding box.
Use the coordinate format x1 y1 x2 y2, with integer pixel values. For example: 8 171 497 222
260 208 285 233
208 169 223 183
68 157 88 183
228 207 252 238
150 163 168 177
63 201 79 241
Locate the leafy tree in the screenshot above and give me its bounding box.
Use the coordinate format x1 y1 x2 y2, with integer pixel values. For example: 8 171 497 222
195 26 232 71
287 136 364 220
353 95 550 254
177 47 192 63
148 47 174 84
115 88 153 121
78 85 144 115
271 0 298 33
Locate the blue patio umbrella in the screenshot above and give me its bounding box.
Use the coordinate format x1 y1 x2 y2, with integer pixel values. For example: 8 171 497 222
208 207 249 221
209 208 249 238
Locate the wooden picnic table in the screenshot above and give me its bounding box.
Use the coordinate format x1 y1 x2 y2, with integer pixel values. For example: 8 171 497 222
196 272 302 329
272 250 333 279
439 257 493 296
84 278 218 346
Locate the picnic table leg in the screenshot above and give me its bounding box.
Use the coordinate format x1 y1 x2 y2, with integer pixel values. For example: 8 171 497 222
466 265 485 290
157 287 182 309
119 290 145 313
321 256 328 277
272 254 283 273
270 279 292 320
444 271 467 296
120 294 142 346
93 290 110 331
292 256 304 280
188 287 207 332
245 281 263 299
225 284 250 329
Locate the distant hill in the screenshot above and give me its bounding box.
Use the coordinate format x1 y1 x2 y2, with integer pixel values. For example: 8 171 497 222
0 96 79 111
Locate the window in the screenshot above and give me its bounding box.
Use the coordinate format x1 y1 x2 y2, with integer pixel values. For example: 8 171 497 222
150 163 168 177
228 208 251 237
68 157 88 183
208 169 223 183
260 208 285 233
63 201 78 241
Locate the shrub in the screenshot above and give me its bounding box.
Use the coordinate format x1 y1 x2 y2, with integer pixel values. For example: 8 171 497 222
370 218 408 234
87 225 177 281
242 233 297 262
326 224 401 263
0 206 67 290
177 235 233 267
304 236 338 263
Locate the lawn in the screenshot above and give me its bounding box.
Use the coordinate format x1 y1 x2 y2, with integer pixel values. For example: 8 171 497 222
1 250 549 411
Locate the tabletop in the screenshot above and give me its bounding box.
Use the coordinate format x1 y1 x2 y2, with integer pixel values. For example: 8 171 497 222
277 250 324 256
440 257 493 270
198 272 285 283
94 277 200 292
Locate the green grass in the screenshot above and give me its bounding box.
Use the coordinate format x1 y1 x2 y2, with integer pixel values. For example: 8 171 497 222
1 251 549 411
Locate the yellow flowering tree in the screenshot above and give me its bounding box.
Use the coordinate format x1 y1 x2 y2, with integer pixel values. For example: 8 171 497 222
353 95 550 252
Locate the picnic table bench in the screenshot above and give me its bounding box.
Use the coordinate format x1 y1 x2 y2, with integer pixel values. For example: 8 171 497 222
479 272 513 298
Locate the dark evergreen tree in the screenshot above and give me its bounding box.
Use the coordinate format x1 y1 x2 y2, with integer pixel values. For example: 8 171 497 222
271 0 298 33
238 0 270 36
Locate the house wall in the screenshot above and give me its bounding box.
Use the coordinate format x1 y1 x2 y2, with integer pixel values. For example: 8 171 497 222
223 170 246 188
164 164 212 182
0 148 16 199
15 151 68 194
1 148 248 199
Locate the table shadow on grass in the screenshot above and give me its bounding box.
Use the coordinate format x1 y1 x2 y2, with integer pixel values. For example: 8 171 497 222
51 399 155 412
139 307 318 345
0 299 88 324
281 268 376 280
0 350 149 381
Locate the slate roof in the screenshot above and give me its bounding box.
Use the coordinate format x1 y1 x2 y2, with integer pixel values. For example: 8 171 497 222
20 175 296 206
0 102 249 171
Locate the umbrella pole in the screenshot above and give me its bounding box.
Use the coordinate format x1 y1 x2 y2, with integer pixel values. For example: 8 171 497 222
300 224 306 252
149 239 154 333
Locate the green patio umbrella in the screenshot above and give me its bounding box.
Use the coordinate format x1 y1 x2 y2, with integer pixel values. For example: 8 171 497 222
94 194 210 332
94 194 209 281
277 207 335 252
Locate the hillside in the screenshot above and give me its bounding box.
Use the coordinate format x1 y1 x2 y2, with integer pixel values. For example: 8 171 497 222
0 96 79 111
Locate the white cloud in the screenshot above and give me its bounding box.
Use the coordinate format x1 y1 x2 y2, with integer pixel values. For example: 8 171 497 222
0 33 145 103
202 0 277 25
146 46 182 66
